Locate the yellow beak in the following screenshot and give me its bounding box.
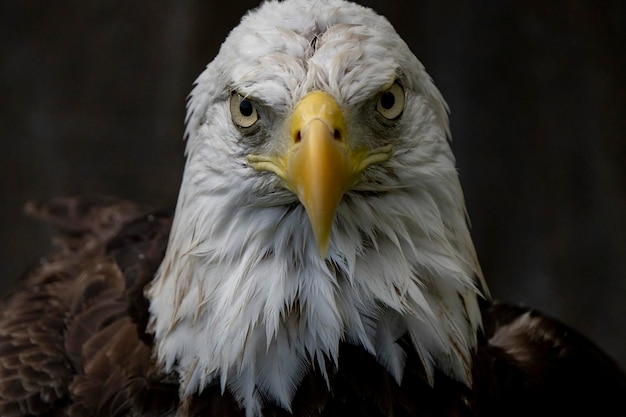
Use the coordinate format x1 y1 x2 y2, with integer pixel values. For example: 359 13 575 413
247 92 392 258
286 92 352 257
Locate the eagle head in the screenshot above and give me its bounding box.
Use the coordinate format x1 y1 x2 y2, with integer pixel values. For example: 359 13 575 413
147 0 487 414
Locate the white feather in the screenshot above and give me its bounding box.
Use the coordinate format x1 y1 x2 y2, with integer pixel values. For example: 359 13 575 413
147 0 487 415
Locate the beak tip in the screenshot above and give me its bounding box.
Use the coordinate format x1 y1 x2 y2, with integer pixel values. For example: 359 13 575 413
311 224 331 259
313 230 331 259
318 242 330 259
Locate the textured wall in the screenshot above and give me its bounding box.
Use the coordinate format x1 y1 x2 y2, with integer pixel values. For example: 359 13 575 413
1 0 625 367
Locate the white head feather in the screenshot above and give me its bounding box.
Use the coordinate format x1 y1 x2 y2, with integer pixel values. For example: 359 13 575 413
146 0 488 415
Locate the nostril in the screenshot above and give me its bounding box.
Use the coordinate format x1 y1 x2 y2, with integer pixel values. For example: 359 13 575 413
333 129 342 141
294 131 301 143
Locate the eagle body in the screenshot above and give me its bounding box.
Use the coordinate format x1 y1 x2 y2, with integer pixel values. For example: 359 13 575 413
1 1 625 416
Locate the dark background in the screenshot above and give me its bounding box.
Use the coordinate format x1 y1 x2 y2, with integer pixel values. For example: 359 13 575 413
1 1 625 368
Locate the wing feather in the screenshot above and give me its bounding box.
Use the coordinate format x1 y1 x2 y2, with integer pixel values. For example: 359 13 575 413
0 197 177 416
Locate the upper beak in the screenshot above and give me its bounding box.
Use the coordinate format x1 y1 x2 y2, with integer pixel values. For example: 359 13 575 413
247 91 392 258
286 92 352 257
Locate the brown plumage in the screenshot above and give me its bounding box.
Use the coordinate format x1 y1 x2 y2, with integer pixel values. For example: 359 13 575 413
1 196 624 417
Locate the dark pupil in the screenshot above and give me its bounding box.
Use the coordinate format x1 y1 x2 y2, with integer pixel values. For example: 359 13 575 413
239 99 254 117
380 91 395 109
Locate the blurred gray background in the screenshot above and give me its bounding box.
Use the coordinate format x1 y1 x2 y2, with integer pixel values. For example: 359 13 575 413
1 1 625 368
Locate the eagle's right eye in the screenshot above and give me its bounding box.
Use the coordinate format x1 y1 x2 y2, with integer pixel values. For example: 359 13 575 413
230 93 259 128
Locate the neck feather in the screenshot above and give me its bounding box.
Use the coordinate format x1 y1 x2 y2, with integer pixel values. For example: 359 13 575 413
147 163 484 415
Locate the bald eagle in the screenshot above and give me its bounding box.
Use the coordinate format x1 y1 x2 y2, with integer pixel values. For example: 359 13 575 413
1 1 624 416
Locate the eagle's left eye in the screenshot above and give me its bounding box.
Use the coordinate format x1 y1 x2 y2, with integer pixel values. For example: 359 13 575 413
376 82 405 120
230 93 259 128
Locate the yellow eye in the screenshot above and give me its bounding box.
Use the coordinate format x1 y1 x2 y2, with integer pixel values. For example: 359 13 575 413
230 93 259 128
376 82 405 120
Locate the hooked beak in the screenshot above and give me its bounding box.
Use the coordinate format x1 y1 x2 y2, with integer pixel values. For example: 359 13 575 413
247 91 392 258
